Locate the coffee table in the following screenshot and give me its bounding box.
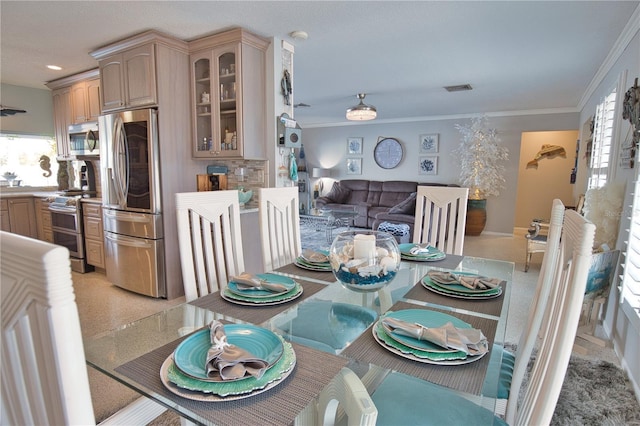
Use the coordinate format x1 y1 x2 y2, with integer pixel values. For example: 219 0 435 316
300 209 359 243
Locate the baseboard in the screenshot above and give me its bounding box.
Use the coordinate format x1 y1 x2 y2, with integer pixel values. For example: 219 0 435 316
616 340 640 404
473 231 514 237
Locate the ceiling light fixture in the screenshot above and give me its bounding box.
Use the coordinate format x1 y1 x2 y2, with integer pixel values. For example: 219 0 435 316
46 65 62 70
346 93 377 121
289 30 308 40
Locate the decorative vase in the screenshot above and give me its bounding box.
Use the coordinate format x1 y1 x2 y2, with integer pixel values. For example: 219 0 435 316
466 199 487 236
329 230 400 293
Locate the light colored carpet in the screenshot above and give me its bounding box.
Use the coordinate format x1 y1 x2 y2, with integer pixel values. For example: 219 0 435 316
509 343 640 426
550 357 640 425
74 226 630 424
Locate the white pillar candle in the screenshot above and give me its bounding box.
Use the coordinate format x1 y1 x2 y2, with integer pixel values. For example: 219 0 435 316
353 234 376 262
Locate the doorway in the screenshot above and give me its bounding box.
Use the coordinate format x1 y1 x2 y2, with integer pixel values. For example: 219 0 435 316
514 130 579 229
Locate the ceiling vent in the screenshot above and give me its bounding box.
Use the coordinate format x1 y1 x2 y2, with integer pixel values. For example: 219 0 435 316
444 84 473 92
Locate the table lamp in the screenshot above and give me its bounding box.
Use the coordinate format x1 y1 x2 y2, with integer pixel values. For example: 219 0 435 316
311 167 331 194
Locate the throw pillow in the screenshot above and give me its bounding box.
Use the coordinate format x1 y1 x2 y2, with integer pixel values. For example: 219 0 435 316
326 182 352 203
389 192 417 214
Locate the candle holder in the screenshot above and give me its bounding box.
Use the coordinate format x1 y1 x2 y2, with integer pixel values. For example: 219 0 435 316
329 230 400 293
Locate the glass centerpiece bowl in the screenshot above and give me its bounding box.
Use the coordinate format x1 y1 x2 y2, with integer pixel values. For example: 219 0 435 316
329 230 400 293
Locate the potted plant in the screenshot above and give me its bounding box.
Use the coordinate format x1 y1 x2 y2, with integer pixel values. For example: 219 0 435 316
452 116 509 235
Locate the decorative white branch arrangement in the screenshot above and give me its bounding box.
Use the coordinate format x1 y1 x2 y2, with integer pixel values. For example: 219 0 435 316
453 116 509 199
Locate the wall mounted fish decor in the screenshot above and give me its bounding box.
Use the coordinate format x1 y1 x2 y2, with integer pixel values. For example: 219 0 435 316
527 144 567 169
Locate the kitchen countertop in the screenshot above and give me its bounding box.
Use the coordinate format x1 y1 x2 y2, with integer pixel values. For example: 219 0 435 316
0 188 102 202
0 188 59 198
80 198 102 204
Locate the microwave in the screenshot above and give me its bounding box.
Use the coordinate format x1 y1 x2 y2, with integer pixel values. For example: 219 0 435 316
68 122 99 156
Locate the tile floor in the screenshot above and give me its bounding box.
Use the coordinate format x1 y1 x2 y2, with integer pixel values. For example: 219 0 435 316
75 230 619 422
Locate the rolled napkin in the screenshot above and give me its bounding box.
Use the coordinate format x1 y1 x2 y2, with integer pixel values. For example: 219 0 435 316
301 249 329 263
427 270 502 290
409 244 440 256
381 317 488 356
205 320 269 380
230 272 290 293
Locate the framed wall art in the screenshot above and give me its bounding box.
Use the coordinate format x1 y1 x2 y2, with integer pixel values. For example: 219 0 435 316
419 133 439 153
346 158 362 175
347 137 363 155
419 156 438 175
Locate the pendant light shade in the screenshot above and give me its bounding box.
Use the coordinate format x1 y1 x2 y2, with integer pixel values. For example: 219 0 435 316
346 93 377 121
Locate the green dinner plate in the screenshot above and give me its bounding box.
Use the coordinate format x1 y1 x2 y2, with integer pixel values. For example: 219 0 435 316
295 257 332 270
422 274 502 296
398 243 446 261
167 336 296 396
222 282 302 305
300 249 330 264
378 309 471 355
421 279 503 300
227 274 296 298
173 325 284 382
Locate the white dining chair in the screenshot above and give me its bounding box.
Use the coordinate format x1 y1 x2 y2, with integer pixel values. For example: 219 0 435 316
413 186 469 255
0 231 167 425
176 190 245 302
258 187 302 271
512 208 595 425
482 200 565 408
328 206 595 426
315 367 378 426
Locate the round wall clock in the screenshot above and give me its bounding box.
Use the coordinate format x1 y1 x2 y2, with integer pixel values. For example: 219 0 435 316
374 138 404 169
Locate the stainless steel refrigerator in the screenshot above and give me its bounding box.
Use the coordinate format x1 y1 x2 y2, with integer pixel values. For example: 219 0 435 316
99 108 166 297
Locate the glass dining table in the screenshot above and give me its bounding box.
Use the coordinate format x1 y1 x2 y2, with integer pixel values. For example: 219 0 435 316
84 254 513 425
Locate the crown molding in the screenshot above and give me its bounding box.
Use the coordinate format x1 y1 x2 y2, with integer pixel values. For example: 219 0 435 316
300 107 579 129
578 4 640 110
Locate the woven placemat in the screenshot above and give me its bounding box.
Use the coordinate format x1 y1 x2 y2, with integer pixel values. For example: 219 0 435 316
115 334 348 426
403 277 506 317
401 253 464 270
275 263 337 283
341 301 497 395
188 279 327 325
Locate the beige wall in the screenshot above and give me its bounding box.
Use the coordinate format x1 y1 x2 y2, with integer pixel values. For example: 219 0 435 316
514 130 579 228
302 113 580 234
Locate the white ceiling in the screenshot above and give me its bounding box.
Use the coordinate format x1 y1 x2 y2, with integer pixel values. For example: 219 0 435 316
1 1 638 127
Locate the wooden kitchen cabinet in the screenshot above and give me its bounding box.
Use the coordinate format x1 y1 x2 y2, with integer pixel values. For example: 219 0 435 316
71 78 101 123
51 87 72 159
47 69 100 159
3 198 38 238
189 28 269 159
34 197 54 243
82 202 105 268
1 199 10 232
97 43 157 112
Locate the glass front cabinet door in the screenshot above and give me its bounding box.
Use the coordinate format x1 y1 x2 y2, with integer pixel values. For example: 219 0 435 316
191 44 240 158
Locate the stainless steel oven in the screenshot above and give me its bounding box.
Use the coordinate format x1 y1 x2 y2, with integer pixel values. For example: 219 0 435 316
49 197 92 273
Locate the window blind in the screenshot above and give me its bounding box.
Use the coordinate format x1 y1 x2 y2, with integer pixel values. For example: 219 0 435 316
588 89 617 189
622 178 640 325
